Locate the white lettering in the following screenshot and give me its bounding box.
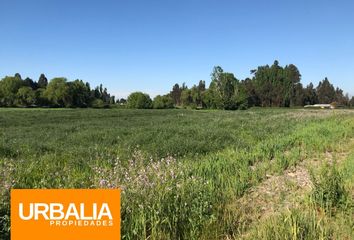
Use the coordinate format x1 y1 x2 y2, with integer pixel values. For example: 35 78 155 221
65 203 80 220
49 203 64 220
34 203 49 220
97 203 112 220
19 203 33 220
18 203 113 221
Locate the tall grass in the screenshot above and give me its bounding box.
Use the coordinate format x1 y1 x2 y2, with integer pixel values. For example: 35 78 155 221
1 109 354 239
91 152 214 239
310 163 349 215
245 153 354 240
246 208 334 240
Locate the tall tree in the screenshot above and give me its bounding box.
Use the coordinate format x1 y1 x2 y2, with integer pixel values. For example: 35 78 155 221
191 80 206 107
16 86 35 106
0 76 23 106
23 77 38 90
67 80 91 107
251 61 303 107
350 97 354 107
303 83 318 105
209 66 246 110
14 73 22 80
293 82 304 106
44 78 71 107
240 78 260 107
181 88 194 107
170 83 182 106
251 63 273 107
197 80 206 92
38 74 48 88
316 78 336 104
207 66 225 109
334 87 348 105
284 64 302 106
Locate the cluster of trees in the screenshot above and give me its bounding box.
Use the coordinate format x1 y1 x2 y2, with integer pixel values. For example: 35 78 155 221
2 61 353 109
244 61 352 108
167 67 249 110
123 92 173 109
0 73 115 107
126 67 249 110
126 60 353 110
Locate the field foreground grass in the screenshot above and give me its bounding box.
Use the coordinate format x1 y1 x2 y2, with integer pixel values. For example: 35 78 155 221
1 108 354 239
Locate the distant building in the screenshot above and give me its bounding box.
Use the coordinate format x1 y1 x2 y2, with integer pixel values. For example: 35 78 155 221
304 103 344 109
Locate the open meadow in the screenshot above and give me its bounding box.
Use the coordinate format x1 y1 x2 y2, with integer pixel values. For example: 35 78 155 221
1 108 354 239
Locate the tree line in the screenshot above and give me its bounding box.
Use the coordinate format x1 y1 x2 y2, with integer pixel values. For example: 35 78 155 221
1 61 353 109
126 60 354 109
0 73 115 107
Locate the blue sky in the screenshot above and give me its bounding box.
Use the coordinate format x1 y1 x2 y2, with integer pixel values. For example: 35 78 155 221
1 0 353 98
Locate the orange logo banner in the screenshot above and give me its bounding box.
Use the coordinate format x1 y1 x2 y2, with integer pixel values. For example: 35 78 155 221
11 189 120 240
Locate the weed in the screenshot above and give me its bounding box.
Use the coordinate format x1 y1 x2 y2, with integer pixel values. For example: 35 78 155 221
310 163 349 214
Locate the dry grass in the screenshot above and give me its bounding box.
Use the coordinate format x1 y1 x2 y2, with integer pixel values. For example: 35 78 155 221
225 138 354 239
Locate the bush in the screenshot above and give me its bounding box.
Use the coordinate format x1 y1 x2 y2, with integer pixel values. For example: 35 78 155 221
127 92 152 109
91 99 109 108
153 95 174 109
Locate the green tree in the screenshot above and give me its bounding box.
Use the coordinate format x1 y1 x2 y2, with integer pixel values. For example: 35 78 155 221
251 61 303 107
251 64 273 107
316 78 336 104
240 78 260 107
67 80 91 107
34 88 49 106
170 84 182 106
101 86 111 104
153 95 174 109
38 74 48 88
284 64 302 106
16 86 36 106
334 87 348 105
23 77 38 90
180 88 195 108
109 96 116 105
126 92 152 109
14 73 22 80
204 80 223 109
44 78 71 107
219 72 239 109
193 80 206 107
0 76 23 106
349 97 354 107
209 66 246 110
303 83 318 105
234 82 249 110
117 98 127 104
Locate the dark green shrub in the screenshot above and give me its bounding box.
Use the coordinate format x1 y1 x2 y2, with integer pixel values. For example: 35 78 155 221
127 92 152 109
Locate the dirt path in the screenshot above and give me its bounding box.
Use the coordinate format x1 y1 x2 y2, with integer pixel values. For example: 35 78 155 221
226 138 354 239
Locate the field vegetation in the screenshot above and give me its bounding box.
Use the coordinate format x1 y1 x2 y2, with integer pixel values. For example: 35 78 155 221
1 108 354 239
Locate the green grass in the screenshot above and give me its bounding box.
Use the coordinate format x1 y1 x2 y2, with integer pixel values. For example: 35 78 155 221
0 108 302 159
244 156 354 240
1 108 354 239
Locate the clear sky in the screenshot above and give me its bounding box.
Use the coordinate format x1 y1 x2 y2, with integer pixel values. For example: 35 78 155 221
1 0 353 98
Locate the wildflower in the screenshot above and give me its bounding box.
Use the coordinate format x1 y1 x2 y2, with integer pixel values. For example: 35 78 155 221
99 179 108 187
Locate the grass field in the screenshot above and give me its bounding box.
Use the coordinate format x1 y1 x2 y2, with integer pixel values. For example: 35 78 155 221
1 108 354 239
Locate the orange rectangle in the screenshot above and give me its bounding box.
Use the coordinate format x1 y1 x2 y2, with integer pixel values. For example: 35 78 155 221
11 189 120 240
